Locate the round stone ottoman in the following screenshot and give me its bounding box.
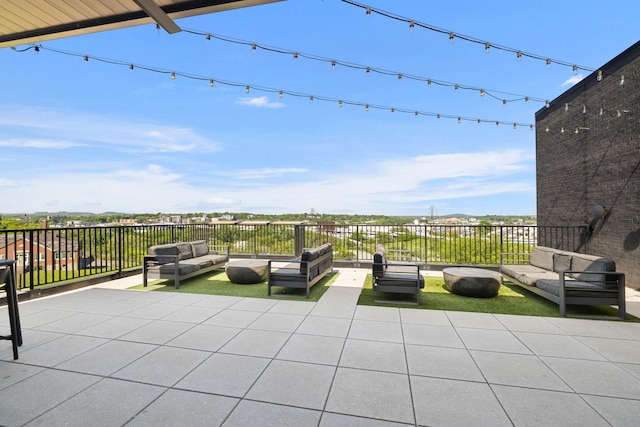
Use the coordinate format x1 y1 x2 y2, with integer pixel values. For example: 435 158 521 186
443 267 502 298
225 260 269 284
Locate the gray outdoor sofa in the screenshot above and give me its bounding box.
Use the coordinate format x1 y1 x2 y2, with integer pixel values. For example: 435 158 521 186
268 243 333 298
143 240 229 289
372 245 425 305
500 246 625 319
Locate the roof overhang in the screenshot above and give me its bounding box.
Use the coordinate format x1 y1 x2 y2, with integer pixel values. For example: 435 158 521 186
0 0 284 49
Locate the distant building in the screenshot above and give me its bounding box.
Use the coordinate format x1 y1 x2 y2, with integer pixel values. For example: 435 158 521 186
0 232 82 270
535 40 640 289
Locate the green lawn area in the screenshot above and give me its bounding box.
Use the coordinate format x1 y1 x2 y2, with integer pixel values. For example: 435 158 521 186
359 274 638 321
129 270 338 302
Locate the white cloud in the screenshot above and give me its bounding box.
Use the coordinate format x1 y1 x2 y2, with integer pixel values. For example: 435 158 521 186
0 138 83 149
0 149 534 215
221 168 308 179
562 74 585 87
0 105 222 153
236 96 286 109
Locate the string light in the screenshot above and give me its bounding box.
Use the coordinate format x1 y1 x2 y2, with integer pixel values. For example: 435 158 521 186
409 21 415 32
22 43 585 132
293 52 298 60
484 42 490 54
338 100 343 108
279 90 283 98
620 75 625 85
83 55 88 62
129 64 134 71
331 59 336 70
182 29 551 106
480 89 485 97
597 70 603 81
365 104 369 112
342 0 597 74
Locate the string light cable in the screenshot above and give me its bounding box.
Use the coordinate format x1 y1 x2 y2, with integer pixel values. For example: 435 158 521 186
181 28 547 106
341 0 634 83
13 43 538 130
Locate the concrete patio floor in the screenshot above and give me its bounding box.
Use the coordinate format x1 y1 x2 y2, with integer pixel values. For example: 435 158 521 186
2 267 640 426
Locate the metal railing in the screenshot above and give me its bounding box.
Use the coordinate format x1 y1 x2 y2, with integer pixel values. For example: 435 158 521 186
0 223 586 291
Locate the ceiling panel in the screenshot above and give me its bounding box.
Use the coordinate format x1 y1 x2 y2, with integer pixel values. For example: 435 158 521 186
0 0 283 48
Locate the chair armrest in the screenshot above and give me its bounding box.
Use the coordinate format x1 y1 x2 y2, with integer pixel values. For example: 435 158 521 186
500 252 531 265
210 245 230 256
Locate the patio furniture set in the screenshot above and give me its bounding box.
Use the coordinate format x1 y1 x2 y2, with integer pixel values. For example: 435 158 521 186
142 240 333 298
139 240 626 317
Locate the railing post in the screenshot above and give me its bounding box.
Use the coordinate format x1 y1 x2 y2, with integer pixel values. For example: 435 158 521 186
294 225 304 257
118 226 123 275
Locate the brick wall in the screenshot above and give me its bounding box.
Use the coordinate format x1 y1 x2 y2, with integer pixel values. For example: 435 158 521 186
535 41 640 289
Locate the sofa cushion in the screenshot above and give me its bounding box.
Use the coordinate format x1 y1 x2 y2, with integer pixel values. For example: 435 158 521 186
373 250 387 277
148 263 199 276
176 243 194 260
499 264 557 286
553 253 572 273
376 272 425 289
200 254 229 266
529 246 556 271
536 279 616 298
191 240 209 257
149 243 179 257
569 254 616 285
180 258 213 269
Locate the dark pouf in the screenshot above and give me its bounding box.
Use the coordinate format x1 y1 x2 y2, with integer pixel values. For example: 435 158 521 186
443 267 502 298
226 260 269 284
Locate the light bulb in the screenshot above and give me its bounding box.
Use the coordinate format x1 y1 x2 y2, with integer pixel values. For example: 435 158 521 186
252 43 256 52
575 128 579 134
391 108 395 113
620 75 625 85
525 96 529 103
171 72 175 80
129 64 134 71
409 21 415 32
338 100 342 108
365 104 369 112
309 96 313 103
437 114 441 119
206 33 211 42
427 79 432 87
545 100 550 108
561 127 565 134
480 89 485 97
366 6 371 14
545 126 549 132
513 123 517 129
398 73 402 81
546 58 551 69
449 32 455 44
597 70 603 81
582 106 587 114
572 65 578 75
617 110 621 117
454 84 459 91
565 103 569 112
516 51 522 62
209 79 214 87
530 125 534 131
599 108 604 116
503 99 507 107
293 52 298 60
484 42 490 54
279 90 283 99
83 55 88 62
477 119 481 125
331 60 336 70
245 85 250 94
365 67 370 75
457 117 461 124
415 111 419 117
495 121 499 127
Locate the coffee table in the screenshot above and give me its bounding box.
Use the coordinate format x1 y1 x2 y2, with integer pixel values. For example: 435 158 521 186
225 259 269 284
443 267 502 298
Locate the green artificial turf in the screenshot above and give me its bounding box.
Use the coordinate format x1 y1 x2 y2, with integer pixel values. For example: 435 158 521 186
129 270 337 302
359 275 638 321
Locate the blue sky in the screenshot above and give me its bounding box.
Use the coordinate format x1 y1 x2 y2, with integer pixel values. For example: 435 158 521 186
1 0 638 216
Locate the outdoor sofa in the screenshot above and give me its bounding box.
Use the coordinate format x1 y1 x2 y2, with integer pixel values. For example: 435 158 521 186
267 243 333 298
143 240 229 289
372 245 424 305
500 246 625 318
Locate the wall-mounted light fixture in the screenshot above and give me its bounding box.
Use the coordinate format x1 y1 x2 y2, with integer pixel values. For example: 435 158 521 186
588 204 607 235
